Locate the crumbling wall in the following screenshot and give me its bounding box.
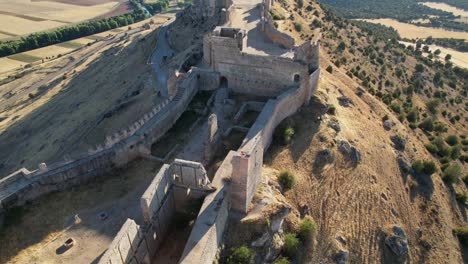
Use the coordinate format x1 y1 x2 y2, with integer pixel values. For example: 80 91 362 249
98 219 152 264
203 27 310 97
230 68 320 212
261 0 295 49
179 151 233 264
0 71 200 214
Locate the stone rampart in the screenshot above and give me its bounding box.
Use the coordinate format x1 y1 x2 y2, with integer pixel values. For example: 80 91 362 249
179 151 234 264
230 68 320 212
261 1 295 49
0 70 200 214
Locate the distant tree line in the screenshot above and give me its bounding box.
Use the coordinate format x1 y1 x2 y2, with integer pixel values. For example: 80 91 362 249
0 2 149 57
317 0 468 32
351 20 400 41
425 37 468 53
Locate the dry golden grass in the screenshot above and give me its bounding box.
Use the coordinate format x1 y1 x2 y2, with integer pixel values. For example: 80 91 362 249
399 41 468 69
24 45 75 58
0 14 67 37
359 18 468 40
0 0 122 40
420 2 468 17
0 159 160 264
0 58 25 73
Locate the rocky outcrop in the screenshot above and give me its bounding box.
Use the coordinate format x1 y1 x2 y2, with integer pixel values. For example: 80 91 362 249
385 225 409 260
338 140 361 165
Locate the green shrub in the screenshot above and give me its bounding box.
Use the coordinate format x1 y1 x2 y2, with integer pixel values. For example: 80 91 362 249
451 145 461 160
464 175 468 186
326 65 333 73
443 163 462 184
425 143 438 154
422 160 437 175
278 171 296 191
298 218 316 242
445 135 459 146
274 257 290 264
327 104 336 115
440 157 450 164
419 118 434 132
228 246 253 264
283 233 300 257
412 160 424 174
426 99 440 114
456 192 467 204
283 126 295 145
453 227 468 245
294 22 303 32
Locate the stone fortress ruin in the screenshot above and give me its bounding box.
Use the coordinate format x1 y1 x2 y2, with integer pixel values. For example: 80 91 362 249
0 0 320 263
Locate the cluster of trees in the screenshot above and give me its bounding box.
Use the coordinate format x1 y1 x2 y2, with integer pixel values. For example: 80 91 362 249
423 37 468 53
351 20 400 41
139 0 170 15
0 2 151 57
319 0 467 32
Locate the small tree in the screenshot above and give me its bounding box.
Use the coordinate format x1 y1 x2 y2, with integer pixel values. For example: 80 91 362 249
412 160 424 174
426 99 440 114
434 49 441 56
283 233 300 258
326 65 333 73
443 163 462 183
274 257 291 264
445 135 459 146
422 160 437 175
283 127 295 144
228 246 253 264
445 54 452 61
278 171 296 191
453 227 468 245
298 217 316 242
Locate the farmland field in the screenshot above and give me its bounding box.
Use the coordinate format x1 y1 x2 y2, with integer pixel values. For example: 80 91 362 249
358 18 468 40
0 0 131 41
420 2 468 17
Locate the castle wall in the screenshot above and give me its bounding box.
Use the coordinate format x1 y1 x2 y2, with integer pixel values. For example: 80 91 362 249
0 71 200 216
205 35 309 96
230 68 320 212
179 151 233 264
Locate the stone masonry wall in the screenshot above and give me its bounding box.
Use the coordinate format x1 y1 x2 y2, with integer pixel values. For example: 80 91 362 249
0 70 200 217
230 68 320 212
262 0 295 49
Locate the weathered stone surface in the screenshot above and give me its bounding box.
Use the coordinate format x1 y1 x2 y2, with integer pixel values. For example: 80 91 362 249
383 119 395 131
391 135 407 151
338 96 353 107
338 140 361 165
328 118 341 132
385 225 409 257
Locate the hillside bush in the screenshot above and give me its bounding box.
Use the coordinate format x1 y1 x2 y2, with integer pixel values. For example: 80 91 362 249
412 160 424 174
453 227 468 245
283 127 295 144
283 233 300 258
326 65 333 73
278 171 296 191
228 246 253 264
418 118 434 132
422 160 437 175
445 135 459 146
456 192 467 204
298 218 317 242
274 257 290 264
443 163 462 183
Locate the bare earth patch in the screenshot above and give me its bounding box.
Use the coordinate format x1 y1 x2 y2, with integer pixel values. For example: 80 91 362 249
358 18 468 40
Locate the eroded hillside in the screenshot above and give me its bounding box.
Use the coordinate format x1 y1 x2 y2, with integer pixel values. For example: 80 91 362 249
222 0 467 263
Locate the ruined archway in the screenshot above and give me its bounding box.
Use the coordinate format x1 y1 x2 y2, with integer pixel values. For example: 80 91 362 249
293 74 301 83
220 76 228 88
